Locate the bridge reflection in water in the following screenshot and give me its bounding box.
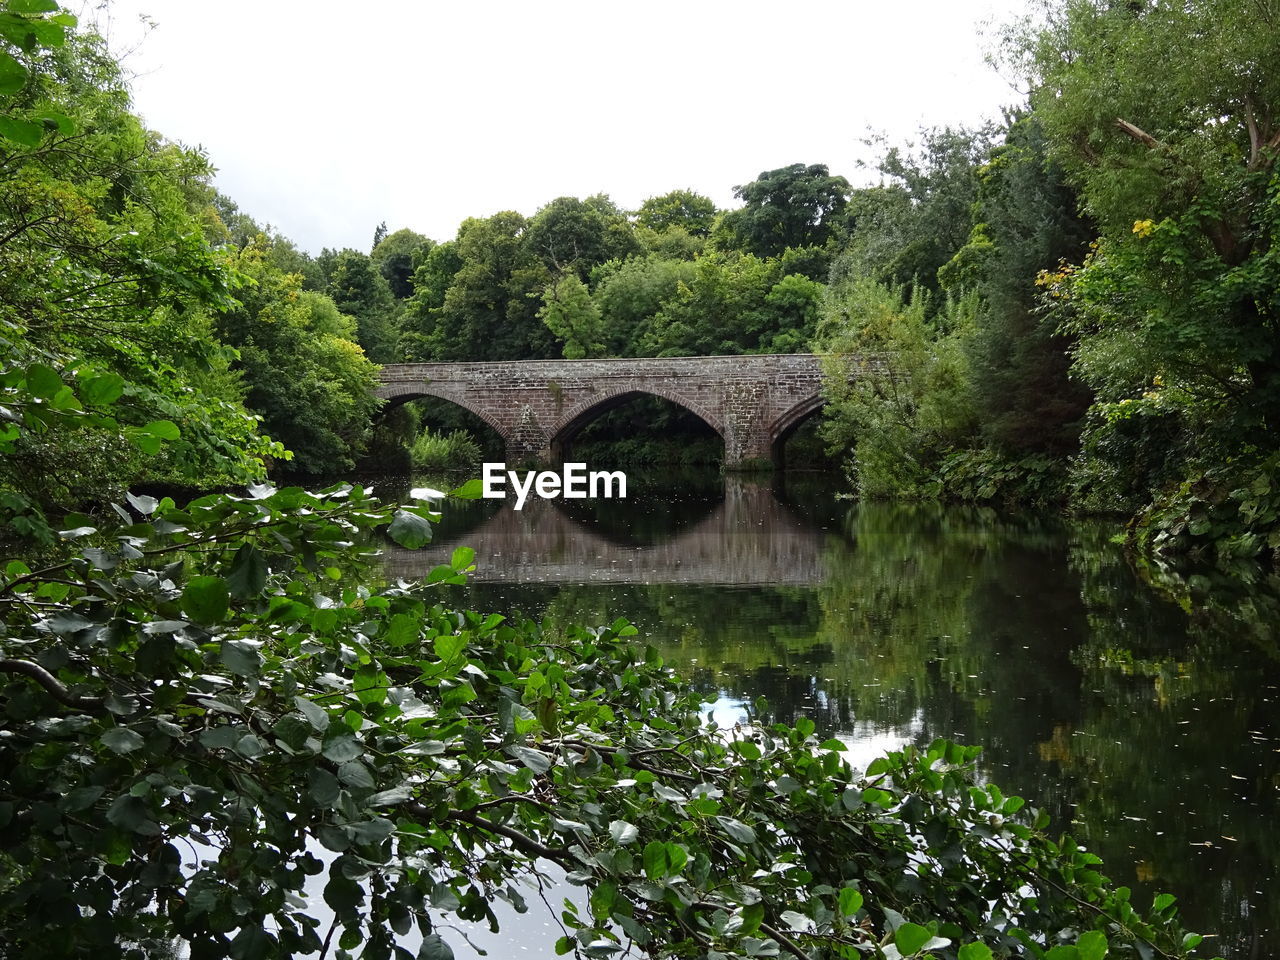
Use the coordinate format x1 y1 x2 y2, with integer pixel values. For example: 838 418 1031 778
381 477 829 586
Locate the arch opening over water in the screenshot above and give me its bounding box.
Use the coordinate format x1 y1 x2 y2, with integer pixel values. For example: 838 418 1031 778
550 389 724 466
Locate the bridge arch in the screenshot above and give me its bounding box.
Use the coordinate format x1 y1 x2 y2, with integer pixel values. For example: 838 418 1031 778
769 392 826 463
375 383 511 443
548 384 726 458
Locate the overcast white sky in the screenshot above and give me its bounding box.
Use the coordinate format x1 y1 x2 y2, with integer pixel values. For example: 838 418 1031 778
96 0 1034 254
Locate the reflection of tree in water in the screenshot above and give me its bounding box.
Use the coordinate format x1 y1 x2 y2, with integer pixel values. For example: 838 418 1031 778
1059 531 1280 956
425 488 1280 957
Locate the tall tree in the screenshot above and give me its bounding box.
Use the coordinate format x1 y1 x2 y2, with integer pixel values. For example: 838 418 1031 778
835 129 991 300
325 249 399 363
717 163 850 258
636 188 717 236
524 194 640 279
0 20 276 533
371 227 432 299
1021 0 1280 545
538 273 605 359
215 241 380 473
949 114 1094 456
420 212 555 361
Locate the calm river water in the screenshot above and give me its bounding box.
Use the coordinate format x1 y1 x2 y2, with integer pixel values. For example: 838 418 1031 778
373 469 1280 959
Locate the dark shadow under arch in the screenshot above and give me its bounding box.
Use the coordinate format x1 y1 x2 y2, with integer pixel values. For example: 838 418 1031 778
770 393 826 468
377 385 510 444
548 386 725 461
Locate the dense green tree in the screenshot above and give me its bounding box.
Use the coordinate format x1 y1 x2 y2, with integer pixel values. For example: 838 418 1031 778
635 188 717 236
371 227 432 299
0 18 276 537
538 272 605 359
524 194 640 279
417 211 554 361
324 249 400 363
717 163 850 258
1020 0 1280 553
399 239 463 361
949 114 1094 456
820 280 980 498
644 253 824 356
214 241 380 473
835 130 991 300
590 255 697 356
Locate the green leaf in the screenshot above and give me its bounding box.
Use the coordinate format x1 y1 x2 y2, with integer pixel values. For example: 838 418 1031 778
451 545 475 569
25 363 62 399
507 744 551 774
862 787 893 807
957 945 993 960
367 784 414 807
106 794 151 833
719 817 756 844
0 114 42 146
101 727 145 755
339 760 376 790
62 785 105 812
589 880 617 921
323 875 363 918
838 887 863 917
322 735 362 763
220 639 261 677
388 508 432 548
142 419 180 440
33 107 72 133
433 631 466 661
609 820 639 845
229 925 272 960
1076 930 1107 960
295 696 330 732
448 478 484 499
895 923 933 956
182 575 228 624
664 842 687 874
226 543 268 599
384 612 421 647
0 51 26 96
78 371 123 406
419 933 454 960
272 714 311 751
642 840 667 879
9 0 59 14
779 910 812 933
308 768 341 806
349 817 394 843
740 902 765 935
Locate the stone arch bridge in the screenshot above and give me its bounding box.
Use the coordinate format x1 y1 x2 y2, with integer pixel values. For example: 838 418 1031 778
376 354 854 468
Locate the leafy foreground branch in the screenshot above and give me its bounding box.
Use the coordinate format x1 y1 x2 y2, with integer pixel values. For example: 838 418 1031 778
0 486 1218 960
